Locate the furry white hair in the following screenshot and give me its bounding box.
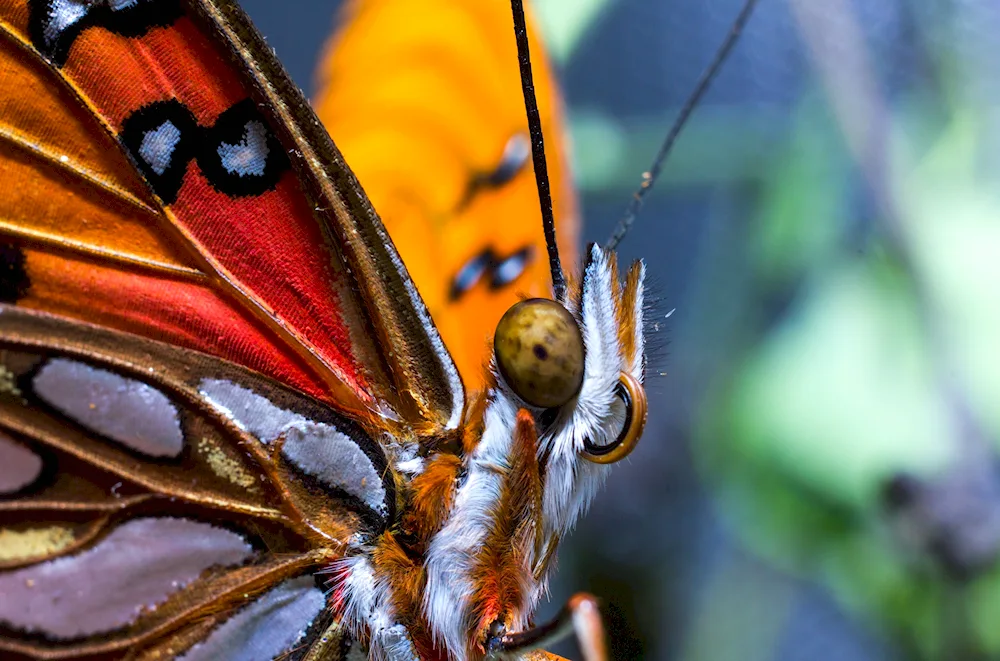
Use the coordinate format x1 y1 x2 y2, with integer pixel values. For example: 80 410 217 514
423 245 646 660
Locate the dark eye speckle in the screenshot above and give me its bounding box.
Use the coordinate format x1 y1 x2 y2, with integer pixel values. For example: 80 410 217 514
494 298 585 407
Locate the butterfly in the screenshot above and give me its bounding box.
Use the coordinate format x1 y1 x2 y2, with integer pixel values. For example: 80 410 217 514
0 0 647 660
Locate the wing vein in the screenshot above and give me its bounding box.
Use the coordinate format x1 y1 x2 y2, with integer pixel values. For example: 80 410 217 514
0 413 286 522
0 495 151 513
0 18 369 410
0 125 162 218
0 218 207 280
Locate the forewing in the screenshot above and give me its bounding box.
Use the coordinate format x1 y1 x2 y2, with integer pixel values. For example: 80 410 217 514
0 305 393 660
0 0 463 433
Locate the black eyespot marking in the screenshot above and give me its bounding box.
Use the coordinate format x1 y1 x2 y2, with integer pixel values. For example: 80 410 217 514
0 243 30 303
198 99 290 198
28 0 184 67
119 99 290 203
449 246 535 301
490 246 533 290
119 100 198 204
458 133 531 210
449 250 494 300
532 344 548 360
474 133 530 189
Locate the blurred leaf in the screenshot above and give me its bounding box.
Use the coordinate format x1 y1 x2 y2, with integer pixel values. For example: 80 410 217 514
752 93 851 286
699 104 1000 657
533 0 615 64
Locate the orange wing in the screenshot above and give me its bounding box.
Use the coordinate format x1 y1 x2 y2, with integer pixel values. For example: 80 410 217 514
0 0 463 434
314 0 579 391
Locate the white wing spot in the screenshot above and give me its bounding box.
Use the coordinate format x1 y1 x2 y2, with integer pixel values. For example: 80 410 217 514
34 359 183 458
178 576 325 661
0 432 43 494
199 379 387 516
43 0 89 49
138 120 182 175
218 121 270 177
0 518 251 638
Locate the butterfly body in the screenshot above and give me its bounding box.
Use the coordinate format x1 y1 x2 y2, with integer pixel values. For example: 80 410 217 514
0 1 648 659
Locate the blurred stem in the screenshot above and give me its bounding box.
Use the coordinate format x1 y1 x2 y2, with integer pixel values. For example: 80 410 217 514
941 583 988 661
790 4 999 657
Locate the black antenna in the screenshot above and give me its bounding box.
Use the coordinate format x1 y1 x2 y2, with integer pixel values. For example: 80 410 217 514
510 0 566 301
606 0 760 250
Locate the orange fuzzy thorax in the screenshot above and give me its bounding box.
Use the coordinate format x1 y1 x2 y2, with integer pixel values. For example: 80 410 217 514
376 409 546 660
404 454 463 546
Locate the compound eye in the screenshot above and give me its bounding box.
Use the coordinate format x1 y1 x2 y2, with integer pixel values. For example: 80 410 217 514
581 372 647 464
493 298 584 408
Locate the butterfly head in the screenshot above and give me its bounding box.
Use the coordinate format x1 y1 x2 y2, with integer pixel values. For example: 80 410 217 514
491 243 647 541
418 243 647 659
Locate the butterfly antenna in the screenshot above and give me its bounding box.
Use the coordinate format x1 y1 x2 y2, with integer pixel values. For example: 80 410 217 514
606 0 760 250
510 0 566 301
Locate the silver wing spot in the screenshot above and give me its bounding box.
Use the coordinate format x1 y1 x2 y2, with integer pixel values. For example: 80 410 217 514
218 121 270 177
137 119 182 176
42 0 89 50
199 378 388 518
0 518 251 638
33 358 184 458
0 431 43 494
177 575 326 661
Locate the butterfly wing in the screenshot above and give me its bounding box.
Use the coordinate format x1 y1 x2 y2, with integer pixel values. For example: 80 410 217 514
0 304 394 660
0 0 463 433
314 0 579 390
0 0 469 657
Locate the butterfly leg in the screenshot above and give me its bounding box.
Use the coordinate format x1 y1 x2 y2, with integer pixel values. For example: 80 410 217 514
487 593 606 661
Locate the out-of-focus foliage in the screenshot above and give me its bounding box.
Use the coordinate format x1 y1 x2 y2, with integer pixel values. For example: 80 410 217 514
701 96 1000 659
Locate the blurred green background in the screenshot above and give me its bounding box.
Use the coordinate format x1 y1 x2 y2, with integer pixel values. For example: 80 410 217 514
241 0 1000 658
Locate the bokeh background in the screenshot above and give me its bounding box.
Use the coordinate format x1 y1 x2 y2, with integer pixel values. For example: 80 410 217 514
239 1 1000 659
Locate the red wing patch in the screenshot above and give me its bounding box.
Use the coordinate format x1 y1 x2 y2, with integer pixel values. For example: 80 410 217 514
0 0 383 416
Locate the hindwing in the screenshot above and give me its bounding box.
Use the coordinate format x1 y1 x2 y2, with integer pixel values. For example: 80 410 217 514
0 0 465 658
0 304 395 660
